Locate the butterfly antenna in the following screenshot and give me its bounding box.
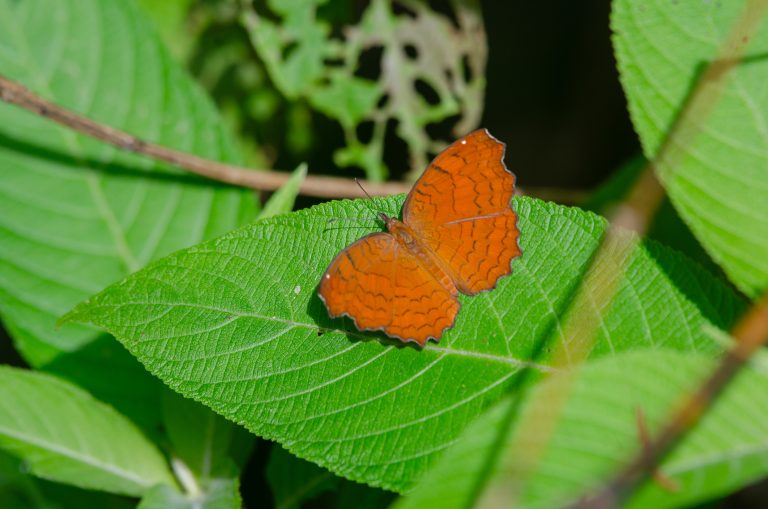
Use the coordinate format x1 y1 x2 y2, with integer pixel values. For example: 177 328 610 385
354 178 389 224
354 178 375 201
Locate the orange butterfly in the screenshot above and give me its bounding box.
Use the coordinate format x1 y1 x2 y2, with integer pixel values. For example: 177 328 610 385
318 129 521 346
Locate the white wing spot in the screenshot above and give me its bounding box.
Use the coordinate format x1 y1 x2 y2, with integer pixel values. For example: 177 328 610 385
293 285 301 295
461 140 467 145
325 274 331 279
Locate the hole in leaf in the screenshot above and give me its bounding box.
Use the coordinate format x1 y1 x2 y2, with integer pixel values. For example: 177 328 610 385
461 54 473 83
355 45 384 81
415 79 441 106
282 41 299 61
425 115 461 141
392 3 417 18
356 120 375 144
403 44 419 60
425 0 459 29
382 118 410 180
324 56 344 68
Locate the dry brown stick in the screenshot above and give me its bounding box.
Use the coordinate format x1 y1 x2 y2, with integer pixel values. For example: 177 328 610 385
0 74 411 199
0 74 594 203
0 73 590 203
572 293 768 509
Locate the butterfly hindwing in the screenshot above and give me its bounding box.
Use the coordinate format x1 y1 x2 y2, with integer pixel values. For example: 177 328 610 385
318 233 460 345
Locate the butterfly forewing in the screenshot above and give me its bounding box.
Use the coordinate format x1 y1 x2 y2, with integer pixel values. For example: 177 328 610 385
403 129 521 294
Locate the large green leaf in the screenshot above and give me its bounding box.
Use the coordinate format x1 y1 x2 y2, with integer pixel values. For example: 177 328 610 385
0 0 256 367
612 0 768 297
0 366 175 496
395 349 768 509
63 196 743 491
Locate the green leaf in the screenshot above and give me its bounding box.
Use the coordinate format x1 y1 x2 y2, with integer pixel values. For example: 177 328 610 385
242 0 331 99
63 196 743 491
309 75 381 128
162 390 253 479
582 157 720 275
267 446 339 509
259 164 308 219
0 450 135 509
395 349 768 509
612 0 768 297
0 0 256 367
138 478 241 509
0 366 175 496
40 336 166 438
267 446 395 509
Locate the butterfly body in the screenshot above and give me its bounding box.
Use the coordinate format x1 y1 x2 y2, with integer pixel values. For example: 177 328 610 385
383 215 457 296
318 129 521 346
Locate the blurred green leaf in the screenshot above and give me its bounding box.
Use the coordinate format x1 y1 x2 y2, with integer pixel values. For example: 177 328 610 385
613 0 768 297
582 157 720 275
267 446 338 509
137 0 195 60
0 366 175 496
41 336 166 439
242 0 331 100
138 478 240 509
259 164 308 219
309 75 381 128
395 349 768 509
64 196 742 491
0 450 134 509
0 0 256 433
162 391 252 481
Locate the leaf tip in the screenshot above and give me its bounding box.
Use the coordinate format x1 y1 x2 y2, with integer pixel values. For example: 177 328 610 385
56 300 92 329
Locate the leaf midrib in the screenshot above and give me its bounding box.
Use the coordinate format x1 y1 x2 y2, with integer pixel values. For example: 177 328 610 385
83 299 556 371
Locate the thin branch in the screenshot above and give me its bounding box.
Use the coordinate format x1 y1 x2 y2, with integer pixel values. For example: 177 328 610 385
0 74 409 199
0 74 589 203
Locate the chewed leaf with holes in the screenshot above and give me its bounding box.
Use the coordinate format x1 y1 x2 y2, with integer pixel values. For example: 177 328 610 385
613 0 768 297
0 0 255 366
242 0 487 181
64 196 744 491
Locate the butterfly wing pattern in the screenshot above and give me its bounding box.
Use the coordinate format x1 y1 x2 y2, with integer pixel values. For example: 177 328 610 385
318 233 460 345
319 128 520 346
404 129 520 295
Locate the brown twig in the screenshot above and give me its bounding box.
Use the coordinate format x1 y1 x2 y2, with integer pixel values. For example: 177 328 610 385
0 74 591 204
0 74 410 199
